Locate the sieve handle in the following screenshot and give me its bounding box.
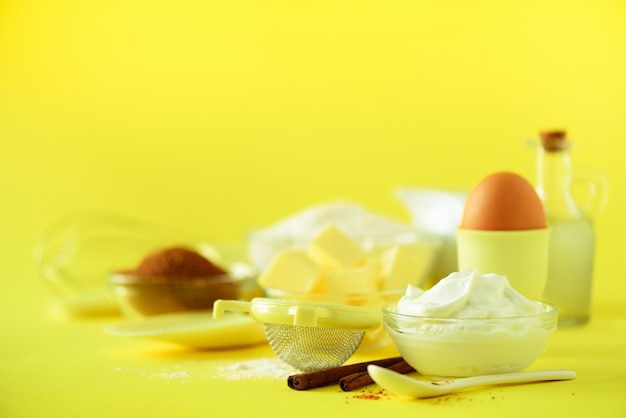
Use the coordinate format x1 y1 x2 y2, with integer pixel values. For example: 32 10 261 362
213 299 252 319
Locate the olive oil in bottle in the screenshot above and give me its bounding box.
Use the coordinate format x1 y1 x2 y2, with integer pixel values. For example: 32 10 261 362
534 130 608 326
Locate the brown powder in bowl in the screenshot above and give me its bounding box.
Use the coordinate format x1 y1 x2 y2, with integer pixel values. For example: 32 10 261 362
132 246 227 278
112 246 240 316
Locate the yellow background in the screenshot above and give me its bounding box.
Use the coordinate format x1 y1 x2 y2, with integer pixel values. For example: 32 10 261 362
1 1 625 417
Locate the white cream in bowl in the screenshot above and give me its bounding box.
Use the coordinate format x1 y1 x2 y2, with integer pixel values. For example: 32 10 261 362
383 269 558 377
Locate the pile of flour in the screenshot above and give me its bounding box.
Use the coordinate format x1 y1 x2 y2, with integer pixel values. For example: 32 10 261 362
248 201 417 271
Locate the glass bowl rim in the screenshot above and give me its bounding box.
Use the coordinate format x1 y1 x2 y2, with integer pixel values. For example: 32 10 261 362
110 272 255 286
248 228 442 246
382 301 558 323
262 286 407 298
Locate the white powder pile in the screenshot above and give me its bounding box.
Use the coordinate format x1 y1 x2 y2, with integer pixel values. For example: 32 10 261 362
249 201 417 270
217 358 299 380
116 364 195 383
115 358 297 383
158 370 191 380
254 201 413 239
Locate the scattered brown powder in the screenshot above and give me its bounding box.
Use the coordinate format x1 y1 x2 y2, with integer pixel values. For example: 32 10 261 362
352 388 391 400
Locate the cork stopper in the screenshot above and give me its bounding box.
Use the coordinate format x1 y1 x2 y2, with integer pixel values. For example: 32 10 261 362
540 130 569 152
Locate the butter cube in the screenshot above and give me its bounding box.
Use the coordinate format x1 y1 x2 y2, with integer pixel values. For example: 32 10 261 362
257 249 321 293
325 265 379 294
308 226 365 271
379 244 426 290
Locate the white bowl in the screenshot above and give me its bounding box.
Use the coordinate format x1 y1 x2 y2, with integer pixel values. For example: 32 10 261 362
382 301 558 377
395 187 468 283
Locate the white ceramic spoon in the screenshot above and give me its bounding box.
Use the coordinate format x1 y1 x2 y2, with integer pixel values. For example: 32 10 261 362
368 365 576 398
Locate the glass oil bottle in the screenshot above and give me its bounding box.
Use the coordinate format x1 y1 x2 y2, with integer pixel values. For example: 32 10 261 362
534 130 608 326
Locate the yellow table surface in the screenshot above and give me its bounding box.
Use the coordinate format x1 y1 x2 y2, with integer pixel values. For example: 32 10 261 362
3 270 625 418
2 0 626 416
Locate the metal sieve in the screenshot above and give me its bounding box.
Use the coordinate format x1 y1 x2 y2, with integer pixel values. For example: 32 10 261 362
213 298 381 371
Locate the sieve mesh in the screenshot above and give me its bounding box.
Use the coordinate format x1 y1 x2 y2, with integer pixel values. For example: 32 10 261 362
264 323 365 371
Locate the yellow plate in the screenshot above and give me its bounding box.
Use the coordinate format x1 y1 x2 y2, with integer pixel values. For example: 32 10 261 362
104 310 266 349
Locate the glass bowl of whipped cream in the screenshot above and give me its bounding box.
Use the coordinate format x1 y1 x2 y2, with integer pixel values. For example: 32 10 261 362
382 269 558 378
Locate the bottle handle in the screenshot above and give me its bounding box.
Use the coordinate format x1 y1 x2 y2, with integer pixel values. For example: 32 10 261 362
571 168 609 222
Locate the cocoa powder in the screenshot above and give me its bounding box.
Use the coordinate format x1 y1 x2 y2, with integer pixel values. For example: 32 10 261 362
132 246 227 278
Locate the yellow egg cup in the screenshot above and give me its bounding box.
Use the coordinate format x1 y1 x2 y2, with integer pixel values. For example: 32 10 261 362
456 228 551 300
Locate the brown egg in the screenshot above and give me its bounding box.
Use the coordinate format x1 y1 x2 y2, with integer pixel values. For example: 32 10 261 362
461 171 546 231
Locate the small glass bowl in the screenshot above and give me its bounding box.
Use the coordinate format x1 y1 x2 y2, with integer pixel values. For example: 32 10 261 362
382 301 558 378
110 273 262 318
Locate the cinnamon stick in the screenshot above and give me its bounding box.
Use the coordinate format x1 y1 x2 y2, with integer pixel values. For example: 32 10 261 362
287 357 403 390
339 359 415 391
